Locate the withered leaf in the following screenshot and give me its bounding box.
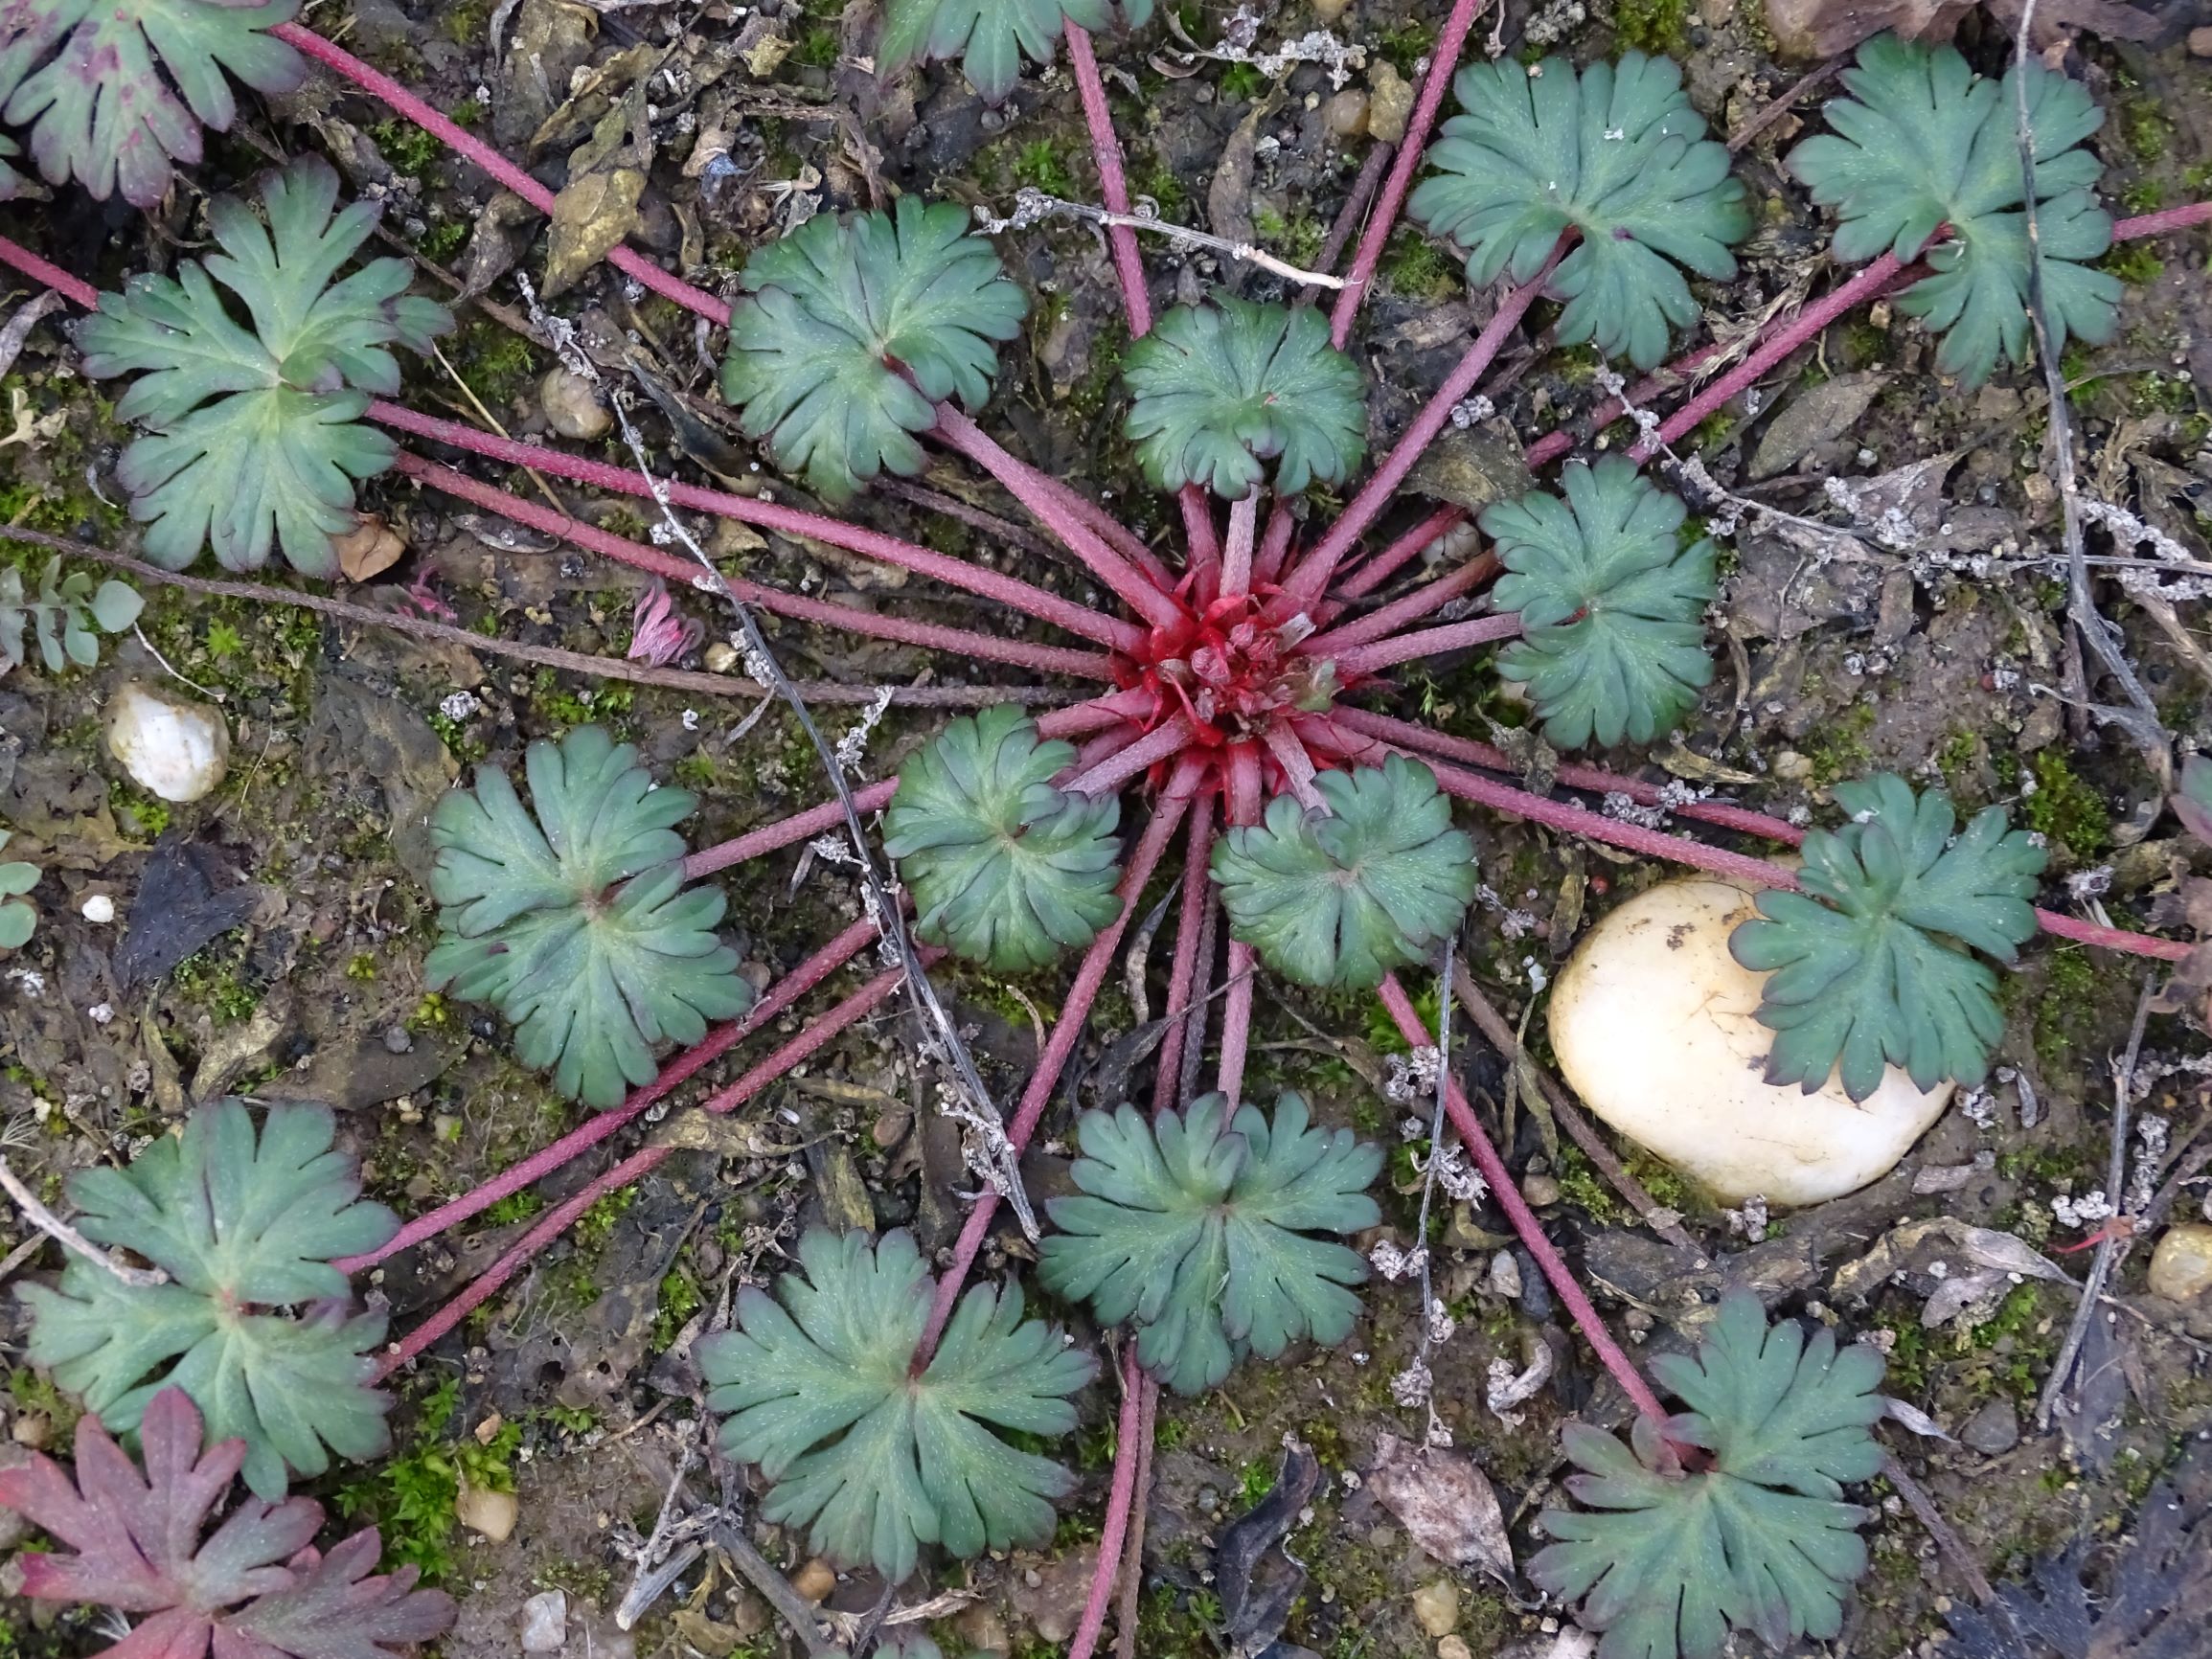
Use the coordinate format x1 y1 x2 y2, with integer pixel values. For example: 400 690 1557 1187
542 168 645 299
1368 1430 1514 1585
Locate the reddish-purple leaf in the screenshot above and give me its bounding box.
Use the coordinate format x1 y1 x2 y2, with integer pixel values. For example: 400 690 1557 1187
0 1387 452 1659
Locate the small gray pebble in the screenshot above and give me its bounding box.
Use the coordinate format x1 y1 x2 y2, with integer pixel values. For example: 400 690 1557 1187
382 1028 413 1055
1960 1398 2019 1456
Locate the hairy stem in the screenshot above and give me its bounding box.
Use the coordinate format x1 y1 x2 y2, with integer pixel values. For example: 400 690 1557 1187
383 958 919 1374
335 920 878 1274
1257 503 1297 586
1066 1345 1146 1659
1215 745 1264 1108
1063 24 1152 336
932 404 1184 629
372 402 1148 652
1065 716 1195 797
1330 612 1521 677
1152 791 1219 1116
1377 972 1669 1423
1327 0 1495 346
1304 554 1501 657
1221 492 1262 600
274 25 732 326
401 453 1117 679
1286 242 1565 610
1331 506 1467 604
918 772 1200 1357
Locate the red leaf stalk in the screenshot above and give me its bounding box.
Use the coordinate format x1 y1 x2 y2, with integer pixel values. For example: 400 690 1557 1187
0 234 97 308
1214 745 1265 1108
1304 557 1504 658
917 767 1202 1359
1065 1345 1146 1659
1065 716 1195 797
398 453 1117 679
1329 612 1522 677
370 402 1148 652
1327 0 1496 346
1376 971 1669 1425
1331 506 1467 605
1152 791 1219 1116
1285 242 1565 610
273 24 733 326
336 918 878 1273
1221 492 1262 601
381 956 923 1374
1062 24 1152 337
932 404 1185 630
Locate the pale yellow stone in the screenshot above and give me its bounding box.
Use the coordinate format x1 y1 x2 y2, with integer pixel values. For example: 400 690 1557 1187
455 1480 518 1542
1413 1579 1459 1638
1549 878 1953 1205
2148 1223 2212 1303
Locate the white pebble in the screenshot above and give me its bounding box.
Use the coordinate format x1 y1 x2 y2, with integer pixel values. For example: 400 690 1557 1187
105 681 230 804
80 894 115 924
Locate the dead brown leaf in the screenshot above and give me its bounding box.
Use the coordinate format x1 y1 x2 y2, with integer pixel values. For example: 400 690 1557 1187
542 167 646 299
332 512 406 582
1367 1431 1514 1585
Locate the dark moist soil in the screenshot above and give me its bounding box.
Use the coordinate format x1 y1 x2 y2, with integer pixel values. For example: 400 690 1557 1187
2 1 2211 1656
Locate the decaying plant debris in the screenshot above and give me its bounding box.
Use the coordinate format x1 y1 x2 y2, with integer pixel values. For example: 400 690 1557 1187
0 0 2209 1656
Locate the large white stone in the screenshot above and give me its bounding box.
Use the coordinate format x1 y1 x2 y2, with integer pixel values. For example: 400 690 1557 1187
104 681 229 804
1549 877 1953 1207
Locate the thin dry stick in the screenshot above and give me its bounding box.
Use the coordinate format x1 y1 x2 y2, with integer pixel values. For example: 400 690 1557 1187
0 526 1051 710
973 187 1347 290
1404 937 1457 1446
0 1156 169 1287
2009 4 2165 756
1449 962 1705 1260
2037 976 2154 1430
709 1516 845 1659
1880 1450 1995 1605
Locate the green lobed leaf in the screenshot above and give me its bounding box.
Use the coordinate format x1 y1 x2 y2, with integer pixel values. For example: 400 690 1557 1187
697 1228 1095 1583
424 724 754 1109
1528 1292 1885 1659
1039 1092 1380 1395
0 0 304 208
13 1100 400 1500
1210 755 1478 989
877 0 1149 104
1407 52 1749 369
0 558 143 674
1785 34 2119 386
1729 773 2046 1102
1481 458 1717 750
881 705 1125 973
719 197 1026 501
1120 295 1367 499
78 157 452 575
0 1385 454 1654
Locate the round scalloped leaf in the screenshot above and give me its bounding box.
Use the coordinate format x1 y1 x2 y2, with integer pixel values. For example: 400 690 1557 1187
77 158 452 576
1407 52 1749 370
697 1228 1096 1584
13 1099 399 1500
1729 773 2046 1102
1785 35 2118 387
424 724 754 1109
877 0 1152 105
1480 458 1717 750
1040 1092 1380 1395
1210 755 1478 989
1120 295 1368 500
882 705 1125 973
0 0 304 208
718 197 1026 502
1530 1292 1884 1659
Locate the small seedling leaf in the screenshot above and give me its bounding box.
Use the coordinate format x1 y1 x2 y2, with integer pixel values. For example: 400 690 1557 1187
14 1099 400 1499
882 705 1125 972
877 0 1152 105
1121 295 1367 499
78 157 452 575
1786 34 2118 386
698 1228 1095 1583
1210 755 1478 989
1481 458 1717 749
1409 53 1749 369
719 197 1025 501
1041 1092 1380 1395
0 1385 455 1656
0 0 304 208
1730 773 2046 1101
0 558 142 674
425 724 754 1108
1529 1292 1885 1659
